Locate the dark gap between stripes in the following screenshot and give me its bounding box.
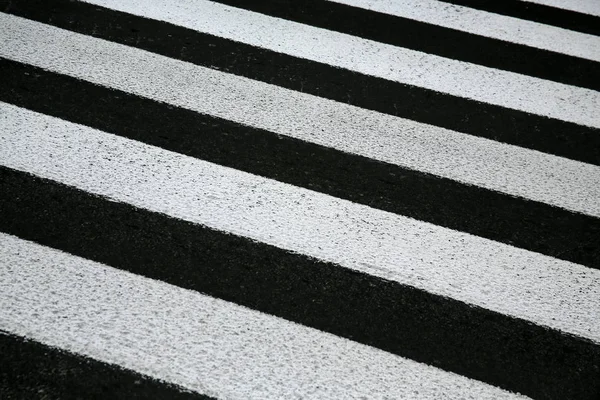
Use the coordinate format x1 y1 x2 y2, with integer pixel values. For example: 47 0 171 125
2 59 599 269
2 0 600 165
0 332 214 399
1 167 600 400
206 0 600 90
438 0 600 36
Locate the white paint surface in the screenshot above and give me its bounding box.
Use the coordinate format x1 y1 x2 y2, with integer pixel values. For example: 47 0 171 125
328 0 600 62
521 0 600 16
0 233 531 400
1 103 599 344
1 16 600 219
69 0 600 128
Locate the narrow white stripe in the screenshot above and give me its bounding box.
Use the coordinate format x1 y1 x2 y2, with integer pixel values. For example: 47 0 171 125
1 103 599 343
1 16 599 219
328 0 600 62
75 0 600 128
521 0 600 17
0 234 529 400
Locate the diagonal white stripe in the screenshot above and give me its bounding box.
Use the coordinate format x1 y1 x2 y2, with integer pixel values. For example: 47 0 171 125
520 0 600 17
0 233 530 399
1 103 599 343
71 0 600 128
328 0 600 62
1 14 599 218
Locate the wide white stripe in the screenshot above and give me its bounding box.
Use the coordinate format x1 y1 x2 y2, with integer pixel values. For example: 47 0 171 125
0 234 529 400
75 0 600 128
1 16 599 219
521 0 600 17
2 104 599 343
329 0 600 62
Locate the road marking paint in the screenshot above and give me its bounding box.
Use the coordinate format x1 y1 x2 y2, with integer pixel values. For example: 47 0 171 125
1 103 599 343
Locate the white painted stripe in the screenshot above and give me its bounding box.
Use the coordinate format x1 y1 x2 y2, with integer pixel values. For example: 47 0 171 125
521 0 600 17
73 0 600 128
1 16 599 219
0 233 530 400
1 104 599 343
328 0 600 62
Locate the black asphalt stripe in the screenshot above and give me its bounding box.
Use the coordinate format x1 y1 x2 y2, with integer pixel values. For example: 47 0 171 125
0 332 214 400
207 0 600 91
3 59 600 270
2 167 600 400
438 0 600 36
2 0 600 166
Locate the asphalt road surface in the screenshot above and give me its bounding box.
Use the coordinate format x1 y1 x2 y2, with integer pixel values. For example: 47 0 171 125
1 0 599 399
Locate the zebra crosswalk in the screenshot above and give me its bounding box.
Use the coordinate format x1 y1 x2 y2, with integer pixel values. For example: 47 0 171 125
0 0 599 399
